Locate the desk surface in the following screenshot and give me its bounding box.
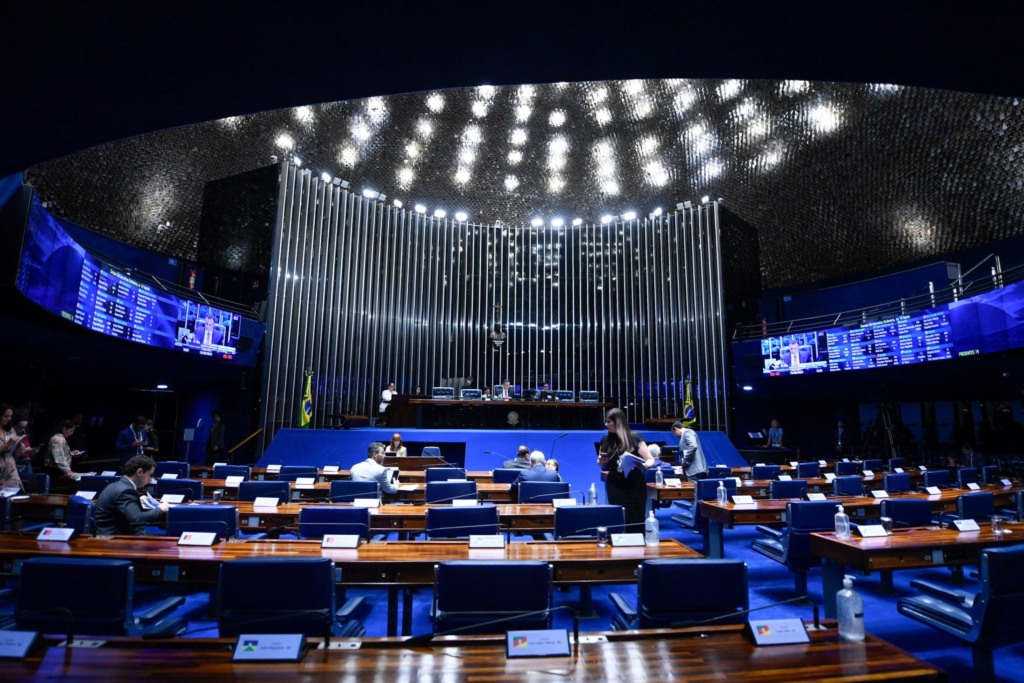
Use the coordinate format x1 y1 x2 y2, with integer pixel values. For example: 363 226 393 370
1 627 943 682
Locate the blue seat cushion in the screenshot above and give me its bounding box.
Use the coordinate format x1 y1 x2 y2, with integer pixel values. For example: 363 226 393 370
751 537 785 563
898 595 974 639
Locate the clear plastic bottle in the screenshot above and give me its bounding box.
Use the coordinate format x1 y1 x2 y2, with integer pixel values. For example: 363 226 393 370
716 481 729 505
645 510 659 544
837 575 865 641
834 504 851 540
587 483 597 506
655 468 664 486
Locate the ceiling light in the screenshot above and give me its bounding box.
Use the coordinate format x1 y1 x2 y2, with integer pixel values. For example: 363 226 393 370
622 211 637 221
393 199 403 208
433 209 446 219
551 218 564 227
321 172 332 183
362 189 379 199
742 385 753 391
701 195 710 204
572 218 583 226
331 177 342 186
455 211 468 222
601 215 613 224
156 384 169 390
292 156 302 167
531 218 544 227
415 204 426 214
653 207 663 216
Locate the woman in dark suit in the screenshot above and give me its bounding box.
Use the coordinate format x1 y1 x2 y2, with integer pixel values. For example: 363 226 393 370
597 408 655 531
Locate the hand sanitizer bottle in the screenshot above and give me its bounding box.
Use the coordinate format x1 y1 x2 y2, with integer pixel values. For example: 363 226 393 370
834 504 851 540
587 483 597 506
645 510 659 544
837 575 865 641
655 468 664 486
716 481 729 505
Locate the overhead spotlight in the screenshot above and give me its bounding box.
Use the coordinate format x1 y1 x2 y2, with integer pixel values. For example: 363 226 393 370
455 211 468 222
292 156 302 167
377 194 387 202
701 195 710 204
415 204 427 214
622 211 637 221
156 384 169 390
339 180 350 189
572 218 583 226
331 177 342 186
362 189 379 199
742 385 753 391
717 197 724 203
433 209 446 219
393 199 403 208
600 214 614 224
653 207 663 216
270 155 279 164
321 172 332 183
531 218 544 227
551 218 564 227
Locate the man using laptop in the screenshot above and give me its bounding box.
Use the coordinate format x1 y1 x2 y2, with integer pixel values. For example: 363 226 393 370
95 455 169 535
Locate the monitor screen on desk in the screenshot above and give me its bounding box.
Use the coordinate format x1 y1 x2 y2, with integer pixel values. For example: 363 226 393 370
461 389 482 400
431 386 455 399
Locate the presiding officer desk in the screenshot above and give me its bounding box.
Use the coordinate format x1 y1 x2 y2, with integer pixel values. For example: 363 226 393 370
0 626 943 682
0 533 699 636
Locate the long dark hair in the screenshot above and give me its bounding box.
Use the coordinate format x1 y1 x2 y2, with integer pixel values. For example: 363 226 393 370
604 408 634 451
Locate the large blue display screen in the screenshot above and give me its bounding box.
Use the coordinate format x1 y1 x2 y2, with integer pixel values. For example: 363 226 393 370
761 280 1024 376
16 195 250 362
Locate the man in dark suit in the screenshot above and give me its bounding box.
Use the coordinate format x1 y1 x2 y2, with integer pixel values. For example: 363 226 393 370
95 455 168 536
960 443 985 470
513 451 561 502
503 445 532 470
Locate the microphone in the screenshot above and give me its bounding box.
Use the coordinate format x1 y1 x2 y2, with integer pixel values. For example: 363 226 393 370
517 489 586 504
144 608 333 640
196 418 203 430
404 604 580 655
20 606 75 646
549 433 569 461
669 595 820 629
483 450 510 464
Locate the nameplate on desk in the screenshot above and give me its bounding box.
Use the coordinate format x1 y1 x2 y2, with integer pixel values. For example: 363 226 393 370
177 531 218 546
733 477 743 487
74 490 96 501
1002 478 1012 486
224 476 244 487
967 482 981 491
748 618 810 646
818 460 827 467
789 461 798 467
895 467 905 473
824 473 836 482
0 630 37 659
870 490 889 499
213 462 227 468
953 519 981 532
323 465 340 474
37 527 74 542
100 470 116 477
917 466 927 472
925 486 942 495
807 493 827 501
469 534 506 549
610 532 645 547
353 498 380 508
777 474 792 481
295 477 316 486
862 469 874 477
452 499 478 507
842 458 850 462
160 473 178 480
755 462 766 467
663 478 682 487
732 495 755 505
506 629 571 658
266 464 281 473
161 494 185 504
232 633 305 662
857 524 890 537
551 498 577 507
253 497 280 508
322 534 361 549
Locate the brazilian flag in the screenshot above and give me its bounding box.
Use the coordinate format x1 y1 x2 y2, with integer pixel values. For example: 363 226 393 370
683 378 696 428
300 370 313 428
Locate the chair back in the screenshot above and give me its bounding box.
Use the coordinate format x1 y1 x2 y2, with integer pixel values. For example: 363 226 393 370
238 480 291 504
22 472 50 494
78 475 120 494
783 500 841 570
707 465 731 479
554 505 625 538
279 465 318 479
165 504 239 539
832 475 863 496
213 465 251 481
298 506 371 539
692 478 738 530
433 560 551 634
421 446 442 458
835 461 859 476
426 505 499 538
154 461 190 479
957 467 979 488
796 462 820 478
861 459 883 472
880 498 933 527
980 465 1001 485
923 469 951 488
517 481 571 504
975 544 1024 648
329 480 380 503
425 467 467 482
155 478 203 502
752 465 781 480
768 479 807 499
956 491 995 521
883 472 912 494
491 468 522 484
888 457 907 472
636 559 748 628
425 480 477 504
66 495 96 535
16 557 134 635
219 558 336 637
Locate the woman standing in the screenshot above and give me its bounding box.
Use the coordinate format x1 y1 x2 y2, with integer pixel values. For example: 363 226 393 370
46 419 82 485
597 408 655 532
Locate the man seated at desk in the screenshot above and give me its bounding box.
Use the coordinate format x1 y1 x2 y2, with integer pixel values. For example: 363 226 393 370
350 442 399 495
503 445 532 470
95 455 169 536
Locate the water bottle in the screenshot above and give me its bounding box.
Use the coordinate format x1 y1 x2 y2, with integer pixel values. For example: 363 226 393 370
834 504 851 540
716 481 728 505
645 510 659 544
655 468 664 486
587 483 597 506
837 575 865 641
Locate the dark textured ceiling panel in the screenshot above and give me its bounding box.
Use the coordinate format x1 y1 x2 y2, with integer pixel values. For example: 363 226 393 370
25 79 1024 289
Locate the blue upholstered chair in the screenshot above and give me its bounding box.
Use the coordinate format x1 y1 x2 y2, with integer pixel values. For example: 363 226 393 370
212 464 251 481
999 490 1024 522
238 480 291 504
941 492 995 527
610 559 748 630
752 500 840 594
517 481 571 504
707 465 731 479
832 475 863 496
421 446 442 458
78 475 119 495
880 498 933 528
298 506 372 540
329 480 380 503
425 480 477 504
65 495 96 536
752 465 781 480
491 468 522 484
553 505 625 538
957 467 979 488
425 467 467 482
425 505 499 539
431 560 552 634
165 504 241 540
278 465 318 482
155 478 203 502
861 459 883 472
834 461 859 476
21 472 50 494
154 461 190 479
796 462 820 478
882 472 912 494
218 557 365 638
888 457 907 472
897 544 1024 681
671 478 738 553
980 465 1001 485
768 479 807 499
922 469 951 489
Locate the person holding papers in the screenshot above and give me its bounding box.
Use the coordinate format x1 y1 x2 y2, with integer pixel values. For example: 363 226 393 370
350 442 398 495
672 421 708 481
597 408 655 531
95 455 168 536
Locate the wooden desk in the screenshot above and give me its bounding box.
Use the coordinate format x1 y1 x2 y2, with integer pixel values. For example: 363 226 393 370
810 523 1022 618
0 626 943 682
203 479 515 504
0 534 698 636
389 395 611 429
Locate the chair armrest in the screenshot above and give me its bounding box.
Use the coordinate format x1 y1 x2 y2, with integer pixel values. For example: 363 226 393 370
938 512 959 527
908 579 976 607
998 508 1020 522
755 525 784 540
137 596 186 625
608 592 636 620
335 596 366 621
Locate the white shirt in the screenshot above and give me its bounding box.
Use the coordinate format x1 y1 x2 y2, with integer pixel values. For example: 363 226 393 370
379 389 395 413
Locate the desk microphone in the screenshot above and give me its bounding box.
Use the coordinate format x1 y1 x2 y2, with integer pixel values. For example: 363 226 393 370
669 595 820 631
550 433 569 461
144 608 333 641
19 606 75 646
404 603 579 657
483 451 510 465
